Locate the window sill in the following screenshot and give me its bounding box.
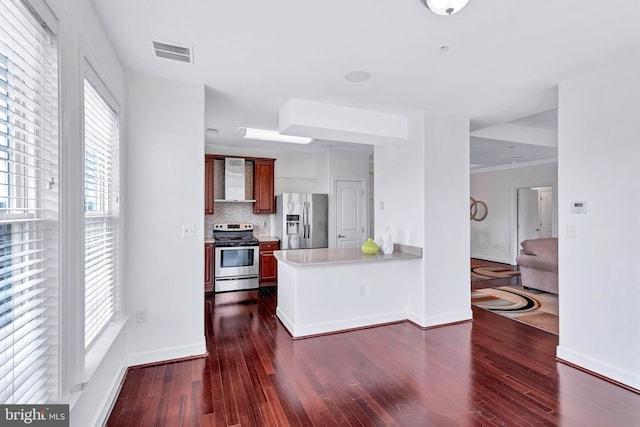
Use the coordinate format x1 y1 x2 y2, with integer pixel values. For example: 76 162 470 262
79 315 129 387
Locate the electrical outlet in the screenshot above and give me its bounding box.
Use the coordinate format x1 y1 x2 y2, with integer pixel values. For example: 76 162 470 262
136 309 148 323
181 224 195 238
359 285 366 297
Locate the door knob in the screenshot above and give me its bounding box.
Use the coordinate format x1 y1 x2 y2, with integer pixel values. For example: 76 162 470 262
337 234 346 238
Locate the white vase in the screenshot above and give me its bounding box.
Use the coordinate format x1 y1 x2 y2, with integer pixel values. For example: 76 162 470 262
378 228 394 255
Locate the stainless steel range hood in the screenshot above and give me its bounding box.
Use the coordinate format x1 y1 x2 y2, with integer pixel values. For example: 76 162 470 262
214 158 256 202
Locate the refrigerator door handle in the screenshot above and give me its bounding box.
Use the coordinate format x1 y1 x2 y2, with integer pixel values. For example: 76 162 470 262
307 204 311 240
308 203 311 240
304 201 309 239
301 202 305 239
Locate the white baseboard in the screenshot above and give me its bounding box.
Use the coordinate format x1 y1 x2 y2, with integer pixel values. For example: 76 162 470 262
275 307 295 335
127 340 207 367
279 307 474 337
471 253 513 265
408 310 473 329
556 345 640 391
277 307 405 338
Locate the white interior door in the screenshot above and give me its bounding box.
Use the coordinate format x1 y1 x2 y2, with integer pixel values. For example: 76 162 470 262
336 179 365 249
517 188 540 250
539 189 553 238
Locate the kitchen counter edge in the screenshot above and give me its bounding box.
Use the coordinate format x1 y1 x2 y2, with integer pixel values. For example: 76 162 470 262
256 236 280 243
274 244 422 267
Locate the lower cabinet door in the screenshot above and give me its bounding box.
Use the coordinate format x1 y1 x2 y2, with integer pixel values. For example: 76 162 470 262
259 241 279 285
204 243 214 292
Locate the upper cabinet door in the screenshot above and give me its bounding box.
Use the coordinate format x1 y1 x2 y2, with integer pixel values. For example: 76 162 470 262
253 159 275 214
205 155 215 214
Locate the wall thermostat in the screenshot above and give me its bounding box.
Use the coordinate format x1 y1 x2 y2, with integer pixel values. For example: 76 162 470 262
571 201 587 215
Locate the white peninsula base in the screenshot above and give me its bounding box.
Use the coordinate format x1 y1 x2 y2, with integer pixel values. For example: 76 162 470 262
274 247 422 338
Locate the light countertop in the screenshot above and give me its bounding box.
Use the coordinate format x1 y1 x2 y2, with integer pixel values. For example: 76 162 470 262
255 235 280 242
274 245 421 267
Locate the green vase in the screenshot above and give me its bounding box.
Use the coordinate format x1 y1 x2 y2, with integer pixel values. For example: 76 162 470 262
361 238 379 255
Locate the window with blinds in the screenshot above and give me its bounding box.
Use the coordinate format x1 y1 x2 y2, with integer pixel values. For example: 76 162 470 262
83 75 119 350
0 0 58 404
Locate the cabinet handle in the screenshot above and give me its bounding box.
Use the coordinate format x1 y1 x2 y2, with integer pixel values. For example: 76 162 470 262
338 234 346 238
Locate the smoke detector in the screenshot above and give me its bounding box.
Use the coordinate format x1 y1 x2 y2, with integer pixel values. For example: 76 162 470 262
151 40 193 64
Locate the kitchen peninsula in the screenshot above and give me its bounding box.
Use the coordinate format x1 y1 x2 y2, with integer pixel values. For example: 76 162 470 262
274 246 422 338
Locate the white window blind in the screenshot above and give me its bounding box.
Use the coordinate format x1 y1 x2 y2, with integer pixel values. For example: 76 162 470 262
83 74 119 350
0 0 58 404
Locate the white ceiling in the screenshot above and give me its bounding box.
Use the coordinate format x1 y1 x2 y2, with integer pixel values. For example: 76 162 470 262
91 0 640 165
470 108 558 169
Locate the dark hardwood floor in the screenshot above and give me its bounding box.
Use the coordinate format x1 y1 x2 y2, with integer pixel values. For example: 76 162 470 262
107 286 640 426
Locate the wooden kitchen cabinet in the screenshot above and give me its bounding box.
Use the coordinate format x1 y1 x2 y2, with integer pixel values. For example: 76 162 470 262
253 159 275 214
204 155 215 214
259 241 279 286
204 243 215 292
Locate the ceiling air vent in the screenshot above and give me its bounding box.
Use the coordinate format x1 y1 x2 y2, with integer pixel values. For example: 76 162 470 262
152 40 193 64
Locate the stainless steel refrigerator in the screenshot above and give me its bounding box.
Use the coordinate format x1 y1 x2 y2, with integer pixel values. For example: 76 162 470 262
275 193 328 249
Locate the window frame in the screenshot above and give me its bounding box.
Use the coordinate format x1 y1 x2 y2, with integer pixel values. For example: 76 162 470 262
61 46 126 396
0 0 59 404
80 57 122 352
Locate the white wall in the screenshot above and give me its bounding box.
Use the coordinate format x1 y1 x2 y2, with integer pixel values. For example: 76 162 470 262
375 113 426 247
470 162 558 264
376 113 426 321
375 112 471 327
423 113 472 326
125 75 206 365
277 150 329 194
557 55 640 390
328 148 370 179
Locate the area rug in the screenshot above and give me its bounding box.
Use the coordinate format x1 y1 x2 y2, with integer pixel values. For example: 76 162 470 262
471 265 521 282
471 286 558 335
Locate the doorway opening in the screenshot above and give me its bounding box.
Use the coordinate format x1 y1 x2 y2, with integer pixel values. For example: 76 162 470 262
516 186 554 258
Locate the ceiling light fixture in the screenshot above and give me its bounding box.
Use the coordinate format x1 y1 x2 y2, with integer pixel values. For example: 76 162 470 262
420 0 470 16
345 70 372 83
238 128 313 144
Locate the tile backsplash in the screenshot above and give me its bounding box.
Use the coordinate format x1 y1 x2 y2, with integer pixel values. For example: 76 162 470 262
205 203 274 238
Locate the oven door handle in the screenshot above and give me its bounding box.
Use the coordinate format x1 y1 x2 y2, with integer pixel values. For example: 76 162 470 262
215 275 259 282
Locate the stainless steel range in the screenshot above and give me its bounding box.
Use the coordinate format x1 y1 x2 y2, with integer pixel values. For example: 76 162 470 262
213 223 259 292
